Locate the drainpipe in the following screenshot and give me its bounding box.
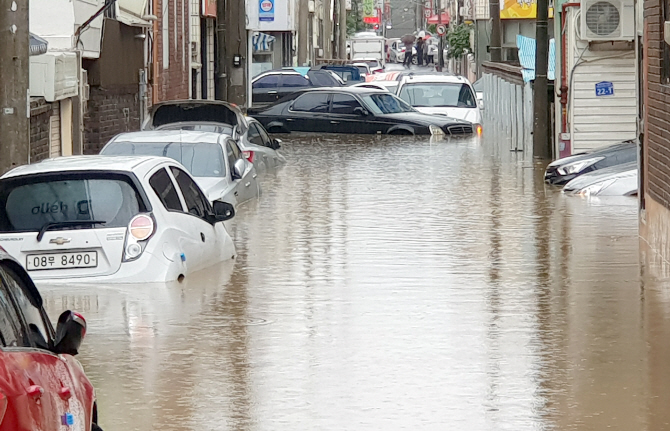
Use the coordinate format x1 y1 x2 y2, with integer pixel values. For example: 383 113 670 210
560 2 579 157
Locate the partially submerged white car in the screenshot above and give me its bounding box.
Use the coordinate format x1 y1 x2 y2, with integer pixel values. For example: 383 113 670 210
396 74 483 135
101 130 260 208
0 156 236 283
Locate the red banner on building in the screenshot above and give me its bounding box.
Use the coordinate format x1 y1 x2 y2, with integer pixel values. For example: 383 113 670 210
202 0 217 17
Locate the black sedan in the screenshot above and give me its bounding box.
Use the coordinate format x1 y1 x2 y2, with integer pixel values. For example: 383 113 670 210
544 140 637 185
247 87 474 136
252 68 342 106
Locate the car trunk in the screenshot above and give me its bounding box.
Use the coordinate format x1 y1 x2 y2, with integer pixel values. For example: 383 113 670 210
146 101 240 130
0 172 149 279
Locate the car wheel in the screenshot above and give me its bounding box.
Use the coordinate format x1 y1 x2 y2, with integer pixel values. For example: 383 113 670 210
390 129 413 135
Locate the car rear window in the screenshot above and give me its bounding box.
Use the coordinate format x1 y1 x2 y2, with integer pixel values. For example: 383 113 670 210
102 141 225 178
398 83 477 108
0 174 147 233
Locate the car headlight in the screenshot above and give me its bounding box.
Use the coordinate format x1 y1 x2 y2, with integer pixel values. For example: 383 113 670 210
556 156 604 176
429 124 445 136
576 179 616 197
473 123 483 136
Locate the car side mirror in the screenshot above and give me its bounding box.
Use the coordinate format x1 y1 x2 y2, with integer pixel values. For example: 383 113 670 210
212 200 235 222
354 107 368 116
272 138 282 149
53 311 86 356
233 158 246 180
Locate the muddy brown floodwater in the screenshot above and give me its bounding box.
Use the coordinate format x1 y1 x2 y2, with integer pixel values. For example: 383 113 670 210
39 134 670 430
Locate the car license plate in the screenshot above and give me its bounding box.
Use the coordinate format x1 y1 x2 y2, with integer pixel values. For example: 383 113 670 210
26 252 98 271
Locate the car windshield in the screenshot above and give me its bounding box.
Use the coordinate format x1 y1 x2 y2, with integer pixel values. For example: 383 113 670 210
361 93 415 114
0 174 145 233
158 124 234 135
103 142 225 177
398 83 477 108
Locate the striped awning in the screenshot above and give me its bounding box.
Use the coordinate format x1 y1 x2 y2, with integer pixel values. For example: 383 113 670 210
516 35 555 83
253 32 276 52
30 33 48 56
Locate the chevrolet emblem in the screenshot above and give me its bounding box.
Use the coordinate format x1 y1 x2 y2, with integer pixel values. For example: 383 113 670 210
49 237 71 245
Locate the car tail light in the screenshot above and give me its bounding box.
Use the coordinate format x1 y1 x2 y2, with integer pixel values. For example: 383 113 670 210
124 214 155 262
129 214 154 241
0 392 6 425
243 150 255 163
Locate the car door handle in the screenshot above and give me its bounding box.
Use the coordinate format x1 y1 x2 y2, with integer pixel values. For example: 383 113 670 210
330 121 340 124
286 118 294 122
252 173 258 179
27 385 44 400
268 91 277 94
234 191 239 196
245 182 251 187
200 232 205 242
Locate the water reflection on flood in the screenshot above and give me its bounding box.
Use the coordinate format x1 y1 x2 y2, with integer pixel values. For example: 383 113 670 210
39 134 670 430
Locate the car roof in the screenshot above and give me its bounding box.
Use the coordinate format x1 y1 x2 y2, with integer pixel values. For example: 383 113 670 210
293 86 388 95
111 130 226 144
399 74 470 84
1 155 179 179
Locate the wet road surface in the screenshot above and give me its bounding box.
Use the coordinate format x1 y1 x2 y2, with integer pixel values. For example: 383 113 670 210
40 134 667 430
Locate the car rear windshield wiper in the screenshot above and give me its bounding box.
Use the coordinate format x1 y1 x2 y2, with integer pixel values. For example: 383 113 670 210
37 220 106 242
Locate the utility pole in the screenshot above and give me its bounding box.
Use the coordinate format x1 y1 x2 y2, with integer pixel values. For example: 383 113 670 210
338 0 346 59
217 0 247 105
0 0 30 174
298 0 309 64
489 0 501 62
532 0 550 159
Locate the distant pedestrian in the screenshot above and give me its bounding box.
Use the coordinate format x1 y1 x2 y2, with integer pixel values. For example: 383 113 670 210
401 34 416 68
416 37 425 66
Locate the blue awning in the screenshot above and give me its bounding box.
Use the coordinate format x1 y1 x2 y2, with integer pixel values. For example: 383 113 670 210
516 35 555 83
30 33 48 56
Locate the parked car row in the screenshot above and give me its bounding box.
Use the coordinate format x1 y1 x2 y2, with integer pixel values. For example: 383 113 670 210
545 140 638 197
0 100 285 288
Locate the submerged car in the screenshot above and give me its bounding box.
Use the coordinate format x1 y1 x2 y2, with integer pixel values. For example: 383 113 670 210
0 248 101 430
141 100 286 173
396 74 483 135
248 87 474 136
252 68 343 106
0 156 236 283
544 140 637 185
562 161 638 197
101 130 260 207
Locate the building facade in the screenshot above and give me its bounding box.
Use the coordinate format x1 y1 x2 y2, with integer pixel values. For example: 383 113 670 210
640 0 670 261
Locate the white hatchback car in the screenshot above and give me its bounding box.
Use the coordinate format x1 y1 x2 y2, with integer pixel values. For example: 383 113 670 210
0 156 236 283
396 74 483 135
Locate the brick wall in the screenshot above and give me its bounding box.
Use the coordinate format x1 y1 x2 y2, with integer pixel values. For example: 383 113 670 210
155 0 190 101
83 85 140 154
29 98 53 162
644 0 670 209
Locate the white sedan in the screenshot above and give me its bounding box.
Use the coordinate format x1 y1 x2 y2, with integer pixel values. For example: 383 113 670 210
0 156 236 283
101 130 260 208
396 74 483 136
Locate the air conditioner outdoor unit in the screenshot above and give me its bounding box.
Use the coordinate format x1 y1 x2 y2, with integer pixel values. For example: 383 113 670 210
580 0 634 41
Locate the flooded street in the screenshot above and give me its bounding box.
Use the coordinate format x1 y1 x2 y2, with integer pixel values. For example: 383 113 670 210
39 134 664 430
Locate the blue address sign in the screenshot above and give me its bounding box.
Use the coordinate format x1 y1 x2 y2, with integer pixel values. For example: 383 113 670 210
595 81 614 97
